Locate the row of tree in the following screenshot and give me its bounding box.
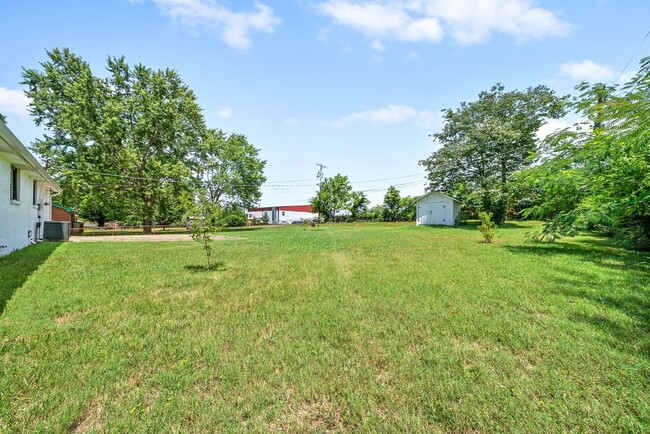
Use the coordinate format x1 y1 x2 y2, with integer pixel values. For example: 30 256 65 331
420 57 650 247
310 175 416 222
22 48 266 231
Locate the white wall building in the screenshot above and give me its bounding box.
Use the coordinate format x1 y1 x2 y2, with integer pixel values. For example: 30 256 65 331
248 205 316 223
415 191 461 226
0 121 61 256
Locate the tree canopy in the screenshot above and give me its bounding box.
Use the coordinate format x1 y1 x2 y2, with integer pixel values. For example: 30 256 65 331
196 129 266 210
382 186 402 222
519 58 650 246
348 191 370 220
420 83 566 223
310 174 352 222
22 48 265 229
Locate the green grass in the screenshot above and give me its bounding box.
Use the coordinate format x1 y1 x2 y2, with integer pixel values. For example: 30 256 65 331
1 222 648 432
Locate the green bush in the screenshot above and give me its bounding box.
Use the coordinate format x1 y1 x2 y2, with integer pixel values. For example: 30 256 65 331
222 206 247 227
477 212 498 243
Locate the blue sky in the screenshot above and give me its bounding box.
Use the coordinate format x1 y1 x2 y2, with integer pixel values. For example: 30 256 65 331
1 0 648 206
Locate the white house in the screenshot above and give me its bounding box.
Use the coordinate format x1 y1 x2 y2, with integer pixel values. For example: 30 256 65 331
0 121 61 256
248 205 317 224
415 191 461 226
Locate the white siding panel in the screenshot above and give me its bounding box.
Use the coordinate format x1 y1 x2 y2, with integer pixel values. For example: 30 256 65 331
0 154 53 256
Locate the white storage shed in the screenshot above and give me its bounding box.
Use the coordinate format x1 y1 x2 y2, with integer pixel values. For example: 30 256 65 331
415 191 461 226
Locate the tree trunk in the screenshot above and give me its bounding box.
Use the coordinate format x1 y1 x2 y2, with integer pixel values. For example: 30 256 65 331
143 198 154 234
143 216 153 234
497 155 508 225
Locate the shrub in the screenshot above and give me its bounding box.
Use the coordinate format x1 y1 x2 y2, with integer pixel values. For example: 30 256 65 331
477 212 498 243
190 202 222 269
222 206 247 227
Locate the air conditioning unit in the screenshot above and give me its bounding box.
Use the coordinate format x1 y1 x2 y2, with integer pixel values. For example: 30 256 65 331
43 221 70 241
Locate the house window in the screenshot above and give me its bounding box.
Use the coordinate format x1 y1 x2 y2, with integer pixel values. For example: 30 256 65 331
33 180 38 205
10 166 19 201
282 211 285 216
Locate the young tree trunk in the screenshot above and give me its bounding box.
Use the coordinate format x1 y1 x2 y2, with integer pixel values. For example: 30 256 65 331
497 157 508 225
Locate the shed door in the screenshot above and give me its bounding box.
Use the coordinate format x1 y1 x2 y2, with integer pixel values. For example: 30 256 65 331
431 202 445 224
418 203 431 225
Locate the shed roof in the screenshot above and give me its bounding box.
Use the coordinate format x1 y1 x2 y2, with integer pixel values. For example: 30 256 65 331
415 191 462 203
53 203 74 213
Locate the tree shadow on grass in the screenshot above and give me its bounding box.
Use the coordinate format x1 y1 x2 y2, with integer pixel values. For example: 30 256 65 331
0 242 61 314
221 227 265 234
184 261 226 273
449 221 537 232
503 241 650 357
503 242 650 274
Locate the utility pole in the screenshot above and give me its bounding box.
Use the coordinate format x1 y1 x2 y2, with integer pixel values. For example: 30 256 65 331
316 163 326 222
316 163 327 188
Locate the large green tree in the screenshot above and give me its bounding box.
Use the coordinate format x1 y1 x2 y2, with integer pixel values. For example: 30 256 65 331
23 48 205 231
195 129 266 210
520 59 650 246
382 186 402 222
399 196 417 221
348 191 370 220
420 84 566 223
310 174 352 222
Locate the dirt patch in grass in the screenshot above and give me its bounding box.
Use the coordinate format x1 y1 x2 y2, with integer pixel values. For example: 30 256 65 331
273 393 346 433
71 394 107 433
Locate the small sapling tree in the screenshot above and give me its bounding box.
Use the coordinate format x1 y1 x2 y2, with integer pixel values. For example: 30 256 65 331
191 201 222 269
261 211 270 225
477 211 498 243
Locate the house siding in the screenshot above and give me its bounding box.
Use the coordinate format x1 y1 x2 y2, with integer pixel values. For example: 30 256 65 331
0 122 59 257
0 154 53 255
248 205 316 223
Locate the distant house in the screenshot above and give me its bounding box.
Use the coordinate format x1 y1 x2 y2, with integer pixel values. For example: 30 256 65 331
415 191 461 226
248 205 316 223
0 121 61 256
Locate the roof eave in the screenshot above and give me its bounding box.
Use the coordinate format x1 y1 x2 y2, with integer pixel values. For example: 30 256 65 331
0 121 61 192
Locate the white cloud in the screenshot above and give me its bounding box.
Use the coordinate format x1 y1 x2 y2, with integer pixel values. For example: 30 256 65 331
319 1 443 43
325 104 433 128
318 0 569 47
560 59 616 82
285 117 299 126
217 106 232 119
0 87 31 120
149 0 281 50
536 119 570 141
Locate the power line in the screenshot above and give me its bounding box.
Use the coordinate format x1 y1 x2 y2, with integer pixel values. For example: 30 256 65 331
50 164 428 189
350 173 425 184
615 28 650 84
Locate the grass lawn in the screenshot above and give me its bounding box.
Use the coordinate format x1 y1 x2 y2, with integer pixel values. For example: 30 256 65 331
1 222 648 432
